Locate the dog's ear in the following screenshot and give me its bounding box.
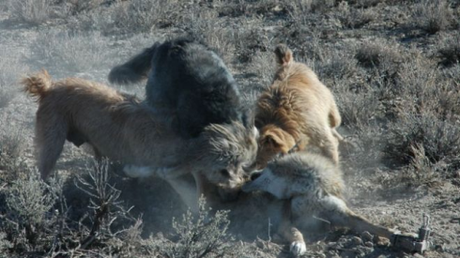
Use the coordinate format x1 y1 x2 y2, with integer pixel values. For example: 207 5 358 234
263 132 285 150
274 44 293 66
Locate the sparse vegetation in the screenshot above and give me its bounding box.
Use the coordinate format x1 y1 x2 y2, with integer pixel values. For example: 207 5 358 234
7 0 57 25
29 30 115 74
413 0 456 34
1 0 460 257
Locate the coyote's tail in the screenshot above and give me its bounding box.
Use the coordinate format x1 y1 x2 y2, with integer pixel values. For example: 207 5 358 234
22 70 53 101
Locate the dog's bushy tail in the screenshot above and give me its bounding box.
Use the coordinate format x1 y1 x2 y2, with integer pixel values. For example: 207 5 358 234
108 42 159 84
274 44 293 66
22 70 53 101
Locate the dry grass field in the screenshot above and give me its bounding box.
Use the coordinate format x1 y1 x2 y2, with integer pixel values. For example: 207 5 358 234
0 0 459 257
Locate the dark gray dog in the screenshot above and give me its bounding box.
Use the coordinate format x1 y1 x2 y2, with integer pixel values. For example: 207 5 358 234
109 38 247 138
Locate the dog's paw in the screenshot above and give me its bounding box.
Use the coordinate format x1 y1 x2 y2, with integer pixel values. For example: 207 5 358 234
290 240 306 257
123 165 154 178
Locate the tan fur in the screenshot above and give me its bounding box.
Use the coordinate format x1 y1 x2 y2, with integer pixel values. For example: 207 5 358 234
243 152 400 256
23 70 257 206
255 44 343 168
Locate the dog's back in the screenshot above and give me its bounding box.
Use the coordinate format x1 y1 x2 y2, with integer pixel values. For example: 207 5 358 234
254 45 342 167
23 71 173 178
109 38 245 138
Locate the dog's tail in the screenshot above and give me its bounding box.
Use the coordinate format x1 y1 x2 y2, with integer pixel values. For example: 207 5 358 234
22 70 53 101
274 44 293 66
108 42 159 85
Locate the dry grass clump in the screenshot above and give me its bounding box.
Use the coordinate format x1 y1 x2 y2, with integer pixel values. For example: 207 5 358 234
0 59 27 109
335 87 381 130
335 1 375 29
62 0 105 15
29 30 114 74
7 0 58 25
412 0 456 34
108 0 180 33
0 124 28 180
156 197 243 258
0 160 245 257
436 34 460 67
286 0 337 13
384 111 460 172
355 40 403 68
67 0 184 34
1 172 59 255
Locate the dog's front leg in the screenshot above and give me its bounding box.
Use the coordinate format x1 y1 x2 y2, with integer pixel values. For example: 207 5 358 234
166 174 199 214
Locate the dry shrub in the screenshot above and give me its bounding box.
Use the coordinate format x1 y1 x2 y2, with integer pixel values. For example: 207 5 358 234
2 172 59 255
156 197 243 258
396 59 460 119
384 111 460 173
63 0 105 15
75 0 182 34
335 88 381 130
287 0 337 13
413 0 455 34
335 1 375 29
248 50 277 88
436 34 460 67
0 59 27 109
0 124 27 179
355 40 403 68
29 30 114 73
7 0 58 25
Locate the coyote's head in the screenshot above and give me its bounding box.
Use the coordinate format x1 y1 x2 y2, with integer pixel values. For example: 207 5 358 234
242 152 342 199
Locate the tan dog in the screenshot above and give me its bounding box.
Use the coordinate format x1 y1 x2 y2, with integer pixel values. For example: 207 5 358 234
255 44 343 168
22 70 258 209
243 152 400 256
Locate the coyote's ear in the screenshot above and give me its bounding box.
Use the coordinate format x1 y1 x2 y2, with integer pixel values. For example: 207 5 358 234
274 44 293 66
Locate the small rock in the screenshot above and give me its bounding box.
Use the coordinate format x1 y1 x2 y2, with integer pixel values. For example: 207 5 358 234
364 241 374 248
326 250 339 258
374 236 390 247
256 240 265 249
316 253 326 258
351 236 363 245
361 231 373 242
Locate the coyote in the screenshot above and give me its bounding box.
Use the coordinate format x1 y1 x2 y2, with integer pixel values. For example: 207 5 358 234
254 44 343 168
243 152 399 256
23 70 257 209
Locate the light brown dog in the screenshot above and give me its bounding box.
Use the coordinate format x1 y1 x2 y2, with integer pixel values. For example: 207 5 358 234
243 152 401 256
255 44 343 168
22 70 258 209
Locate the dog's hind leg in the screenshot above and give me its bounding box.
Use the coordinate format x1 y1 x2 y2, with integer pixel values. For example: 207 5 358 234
315 127 340 165
35 114 67 180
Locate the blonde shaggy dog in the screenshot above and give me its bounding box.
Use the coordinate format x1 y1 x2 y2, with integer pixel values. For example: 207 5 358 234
254 44 343 168
243 152 402 256
23 70 258 208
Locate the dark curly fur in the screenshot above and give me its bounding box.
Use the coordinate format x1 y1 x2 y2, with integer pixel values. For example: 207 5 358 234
109 38 247 138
